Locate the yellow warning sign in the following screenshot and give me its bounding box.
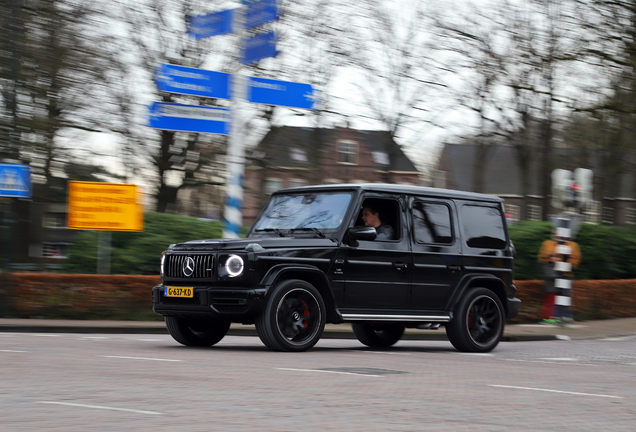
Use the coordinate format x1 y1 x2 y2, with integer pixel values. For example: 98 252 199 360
67 182 143 232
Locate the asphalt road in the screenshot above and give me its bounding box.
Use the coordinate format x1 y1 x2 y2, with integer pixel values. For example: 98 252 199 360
2 332 636 431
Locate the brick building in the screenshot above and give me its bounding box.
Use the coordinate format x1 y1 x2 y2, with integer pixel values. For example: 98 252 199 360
242 126 421 226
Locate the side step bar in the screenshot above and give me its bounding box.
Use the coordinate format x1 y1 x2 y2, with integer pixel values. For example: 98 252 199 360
341 314 451 322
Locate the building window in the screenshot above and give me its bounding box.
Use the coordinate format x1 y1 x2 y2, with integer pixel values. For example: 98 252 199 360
289 148 308 163
527 205 542 221
626 207 636 225
372 151 390 166
42 243 66 258
264 178 283 195
43 213 66 228
602 206 614 225
584 200 601 224
337 140 358 165
504 204 520 224
288 179 307 188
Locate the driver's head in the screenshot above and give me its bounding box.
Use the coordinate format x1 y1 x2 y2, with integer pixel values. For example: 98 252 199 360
362 206 381 228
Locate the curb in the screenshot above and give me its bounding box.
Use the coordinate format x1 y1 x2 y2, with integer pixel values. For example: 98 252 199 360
0 325 557 341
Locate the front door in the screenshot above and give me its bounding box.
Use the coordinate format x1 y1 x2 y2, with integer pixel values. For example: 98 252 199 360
343 196 410 310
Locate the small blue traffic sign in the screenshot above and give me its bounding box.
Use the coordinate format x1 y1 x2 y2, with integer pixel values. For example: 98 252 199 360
148 102 230 134
241 31 278 65
0 163 31 198
155 64 231 99
248 77 316 109
245 0 279 30
187 9 234 39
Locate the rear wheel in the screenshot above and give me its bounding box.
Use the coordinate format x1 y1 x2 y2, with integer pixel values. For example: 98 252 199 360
256 279 326 352
352 323 405 348
165 317 230 347
447 288 504 353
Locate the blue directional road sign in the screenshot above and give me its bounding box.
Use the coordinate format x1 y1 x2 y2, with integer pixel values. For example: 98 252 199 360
155 64 231 99
248 77 316 109
148 102 230 135
187 9 234 40
245 0 279 30
241 31 278 65
0 163 31 198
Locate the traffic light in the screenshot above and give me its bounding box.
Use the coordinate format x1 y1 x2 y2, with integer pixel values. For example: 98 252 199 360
551 168 593 210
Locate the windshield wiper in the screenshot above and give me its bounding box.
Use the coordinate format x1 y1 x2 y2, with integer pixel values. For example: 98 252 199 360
254 228 286 237
289 227 326 239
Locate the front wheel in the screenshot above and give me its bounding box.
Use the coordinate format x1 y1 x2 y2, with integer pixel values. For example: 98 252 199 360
256 279 326 352
447 288 504 353
165 317 230 347
352 323 405 348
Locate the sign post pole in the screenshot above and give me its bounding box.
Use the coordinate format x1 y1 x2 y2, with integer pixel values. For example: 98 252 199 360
222 6 247 239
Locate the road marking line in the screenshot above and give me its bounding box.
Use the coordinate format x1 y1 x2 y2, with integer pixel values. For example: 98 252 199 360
27 334 60 337
456 352 494 356
82 336 109 340
276 367 384 377
136 338 162 342
38 401 163 415
103 355 183 362
489 385 623 399
601 336 636 341
500 358 598 367
540 357 578 361
0 349 27 353
354 350 412 356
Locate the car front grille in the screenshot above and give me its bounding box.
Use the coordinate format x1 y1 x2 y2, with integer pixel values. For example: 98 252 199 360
165 254 214 278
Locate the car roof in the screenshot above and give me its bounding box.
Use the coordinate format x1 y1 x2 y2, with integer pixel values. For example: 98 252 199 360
274 183 503 203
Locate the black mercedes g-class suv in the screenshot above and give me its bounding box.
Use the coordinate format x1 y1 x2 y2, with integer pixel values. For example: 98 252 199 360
152 183 520 352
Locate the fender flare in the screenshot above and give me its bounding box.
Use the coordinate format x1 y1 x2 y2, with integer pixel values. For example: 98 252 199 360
447 273 509 316
259 264 343 322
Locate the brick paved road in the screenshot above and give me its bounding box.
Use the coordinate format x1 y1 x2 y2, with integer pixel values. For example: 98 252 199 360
1 333 635 431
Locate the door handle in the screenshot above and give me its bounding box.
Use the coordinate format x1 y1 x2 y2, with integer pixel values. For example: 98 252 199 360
393 262 408 271
447 265 462 272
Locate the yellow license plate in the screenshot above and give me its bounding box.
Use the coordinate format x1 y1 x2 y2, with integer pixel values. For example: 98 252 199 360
164 287 194 298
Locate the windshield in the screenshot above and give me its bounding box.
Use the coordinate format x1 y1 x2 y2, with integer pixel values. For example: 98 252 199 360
251 192 353 233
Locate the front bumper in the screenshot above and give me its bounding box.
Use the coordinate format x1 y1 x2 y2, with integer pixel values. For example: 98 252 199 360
152 284 267 321
506 297 522 319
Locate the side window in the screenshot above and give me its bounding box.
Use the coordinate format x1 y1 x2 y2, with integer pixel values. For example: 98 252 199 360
357 198 400 241
413 201 453 244
462 205 507 249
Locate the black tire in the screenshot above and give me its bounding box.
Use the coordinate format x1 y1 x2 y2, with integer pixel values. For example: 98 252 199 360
165 316 230 347
255 279 326 352
352 323 405 348
448 288 504 353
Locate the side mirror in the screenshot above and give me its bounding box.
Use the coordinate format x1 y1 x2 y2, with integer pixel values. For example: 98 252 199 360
347 225 377 242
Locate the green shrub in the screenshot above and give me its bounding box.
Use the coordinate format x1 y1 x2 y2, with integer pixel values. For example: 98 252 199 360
508 220 636 280
64 213 225 275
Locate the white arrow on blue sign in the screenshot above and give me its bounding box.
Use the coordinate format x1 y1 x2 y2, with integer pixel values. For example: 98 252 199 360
187 9 234 40
0 163 31 198
247 77 316 109
148 102 230 135
241 31 278 65
155 64 231 99
245 0 279 30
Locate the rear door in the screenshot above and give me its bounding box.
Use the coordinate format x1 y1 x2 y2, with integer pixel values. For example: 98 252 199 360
409 198 463 311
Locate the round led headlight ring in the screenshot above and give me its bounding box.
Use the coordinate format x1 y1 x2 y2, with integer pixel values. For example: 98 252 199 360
225 255 244 277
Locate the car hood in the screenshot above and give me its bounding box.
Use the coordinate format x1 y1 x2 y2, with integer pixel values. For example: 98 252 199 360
169 237 337 252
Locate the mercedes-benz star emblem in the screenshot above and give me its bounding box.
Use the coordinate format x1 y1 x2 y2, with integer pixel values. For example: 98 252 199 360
182 257 196 277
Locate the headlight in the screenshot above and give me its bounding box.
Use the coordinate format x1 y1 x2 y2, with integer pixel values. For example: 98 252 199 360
225 254 244 277
160 253 166 276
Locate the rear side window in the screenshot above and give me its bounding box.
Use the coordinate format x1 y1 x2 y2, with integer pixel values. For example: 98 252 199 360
461 205 506 249
413 201 453 244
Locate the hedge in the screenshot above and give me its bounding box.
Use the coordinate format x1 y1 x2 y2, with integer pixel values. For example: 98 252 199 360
6 273 636 323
